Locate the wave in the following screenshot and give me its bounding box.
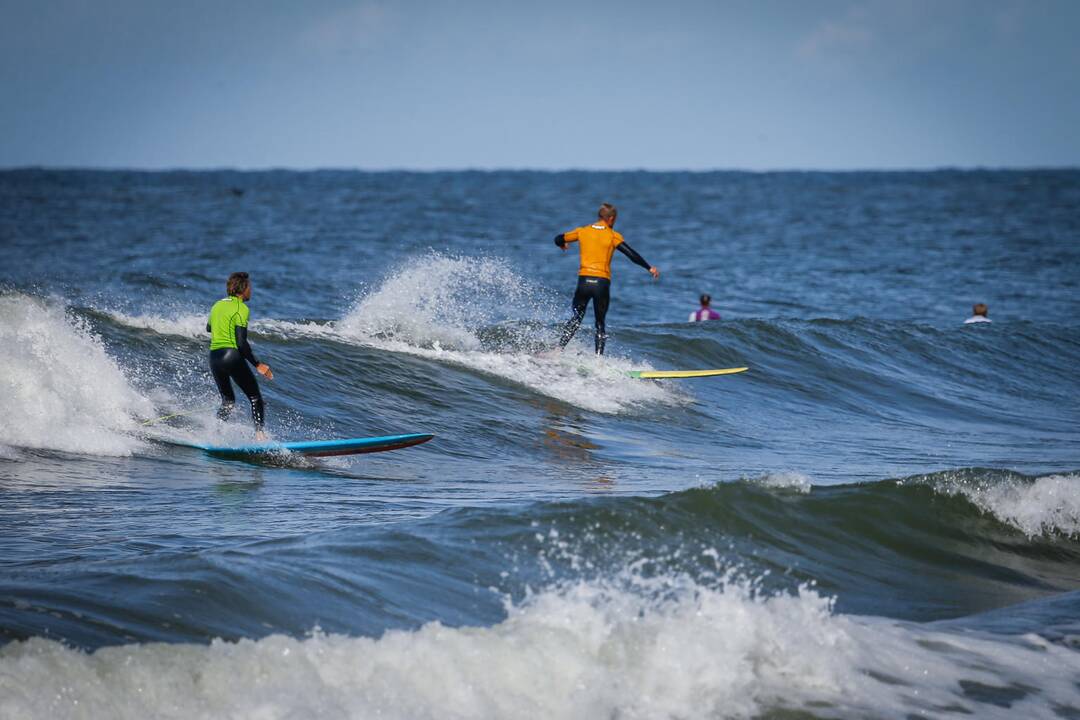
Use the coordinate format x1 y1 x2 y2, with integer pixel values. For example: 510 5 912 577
2 574 1077 719
0 294 153 456
629 317 1080 425
92 254 690 414
905 469 1080 538
479 469 1080 622
8 467 1074 650
90 292 1080 428
334 252 691 414
94 309 209 340
2 468 1079 718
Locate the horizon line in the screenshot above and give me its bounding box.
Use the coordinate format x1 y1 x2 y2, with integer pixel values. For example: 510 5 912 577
3 163 1079 174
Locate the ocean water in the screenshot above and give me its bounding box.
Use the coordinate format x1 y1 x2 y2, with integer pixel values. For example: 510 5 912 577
1 168 1079 719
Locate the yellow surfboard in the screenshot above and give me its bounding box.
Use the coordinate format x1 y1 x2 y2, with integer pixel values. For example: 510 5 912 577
627 367 748 379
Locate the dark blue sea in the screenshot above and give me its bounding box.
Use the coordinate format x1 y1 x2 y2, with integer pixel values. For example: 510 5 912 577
1 169 1079 718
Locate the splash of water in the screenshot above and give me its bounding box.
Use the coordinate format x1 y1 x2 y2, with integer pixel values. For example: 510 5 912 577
931 472 1080 538
2 571 1076 719
0 294 153 456
336 253 685 414
94 254 691 414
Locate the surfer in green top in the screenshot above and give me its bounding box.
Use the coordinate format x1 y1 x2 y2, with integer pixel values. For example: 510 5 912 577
206 272 273 440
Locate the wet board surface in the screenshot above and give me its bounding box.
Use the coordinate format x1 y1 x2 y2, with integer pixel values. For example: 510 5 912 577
627 367 749 379
165 433 434 458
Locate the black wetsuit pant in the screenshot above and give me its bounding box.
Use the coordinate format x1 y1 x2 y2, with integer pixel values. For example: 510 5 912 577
209 348 264 430
559 276 610 355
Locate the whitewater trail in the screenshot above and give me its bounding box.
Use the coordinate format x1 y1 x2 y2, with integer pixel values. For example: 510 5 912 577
1 571 1077 720
99 254 689 415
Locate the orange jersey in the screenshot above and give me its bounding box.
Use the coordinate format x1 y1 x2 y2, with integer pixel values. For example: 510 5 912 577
563 223 624 280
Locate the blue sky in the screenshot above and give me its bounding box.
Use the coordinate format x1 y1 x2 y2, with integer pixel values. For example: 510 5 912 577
1 0 1078 170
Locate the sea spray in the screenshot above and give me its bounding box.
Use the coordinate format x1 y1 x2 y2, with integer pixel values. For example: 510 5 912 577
1 573 1077 720
922 470 1080 538
337 253 686 413
92 255 686 413
0 294 152 455
338 252 555 352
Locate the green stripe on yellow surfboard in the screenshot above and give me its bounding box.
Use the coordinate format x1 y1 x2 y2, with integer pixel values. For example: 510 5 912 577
627 367 748 379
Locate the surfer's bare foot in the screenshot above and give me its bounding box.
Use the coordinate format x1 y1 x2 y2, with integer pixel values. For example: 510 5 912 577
255 430 268 442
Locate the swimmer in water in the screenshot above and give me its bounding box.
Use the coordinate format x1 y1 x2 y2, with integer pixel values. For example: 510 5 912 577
552 203 660 355
206 272 274 440
964 303 991 324
689 294 721 322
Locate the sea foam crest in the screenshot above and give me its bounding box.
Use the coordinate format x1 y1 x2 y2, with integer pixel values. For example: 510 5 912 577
103 310 208 339
934 473 1080 538
99 254 690 413
105 308 337 346
744 471 814 493
337 253 684 414
1 575 1077 719
0 294 152 456
338 252 550 351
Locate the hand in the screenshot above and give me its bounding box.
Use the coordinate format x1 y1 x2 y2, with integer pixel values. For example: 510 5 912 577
257 363 274 380
649 266 660 280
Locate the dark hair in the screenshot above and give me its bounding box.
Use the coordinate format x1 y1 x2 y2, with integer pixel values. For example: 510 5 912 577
597 203 617 221
700 294 711 306
227 272 250 297
973 303 988 316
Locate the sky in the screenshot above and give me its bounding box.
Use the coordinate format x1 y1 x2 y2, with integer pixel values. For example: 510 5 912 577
1 0 1078 170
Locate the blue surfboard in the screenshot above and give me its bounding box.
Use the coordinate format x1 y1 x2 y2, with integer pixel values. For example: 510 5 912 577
167 432 434 458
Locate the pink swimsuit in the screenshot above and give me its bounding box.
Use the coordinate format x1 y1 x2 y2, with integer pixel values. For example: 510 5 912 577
689 307 721 322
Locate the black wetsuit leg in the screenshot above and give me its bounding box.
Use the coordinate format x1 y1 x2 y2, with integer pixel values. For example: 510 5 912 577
209 348 265 430
558 276 610 354
592 281 610 355
558 282 590 348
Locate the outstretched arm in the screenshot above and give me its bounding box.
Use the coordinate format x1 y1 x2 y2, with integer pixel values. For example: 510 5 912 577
553 233 567 249
617 242 661 278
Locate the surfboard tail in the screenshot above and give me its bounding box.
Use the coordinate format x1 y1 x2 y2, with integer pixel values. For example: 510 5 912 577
298 434 434 457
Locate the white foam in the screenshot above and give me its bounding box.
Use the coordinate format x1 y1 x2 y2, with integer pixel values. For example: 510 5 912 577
0 295 153 456
934 473 1080 538
103 310 335 344
336 253 685 414
745 471 814 493
338 253 550 351
103 310 208 339
1 576 1076 719
97 255 688 414
355 339 677 414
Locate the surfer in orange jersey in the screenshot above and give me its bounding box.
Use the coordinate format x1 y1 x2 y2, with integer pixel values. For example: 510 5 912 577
552 203 660 355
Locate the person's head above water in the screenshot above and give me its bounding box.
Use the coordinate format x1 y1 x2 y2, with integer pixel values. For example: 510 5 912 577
972 303 988 317
227 272 252 301
700 294 712 307
597 203 617 227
